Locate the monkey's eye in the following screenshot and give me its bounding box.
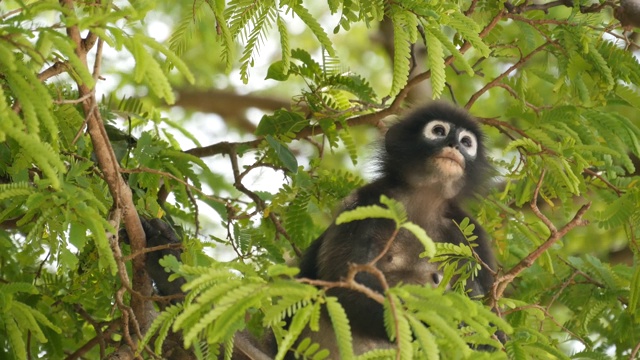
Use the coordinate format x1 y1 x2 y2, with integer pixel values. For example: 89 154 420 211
424 121 450 140
458 130 478 157
433 125 446 136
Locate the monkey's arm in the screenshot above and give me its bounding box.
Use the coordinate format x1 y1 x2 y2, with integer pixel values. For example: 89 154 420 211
300 213 396 340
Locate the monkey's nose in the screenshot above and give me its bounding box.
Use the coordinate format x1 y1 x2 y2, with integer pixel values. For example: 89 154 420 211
448 142 459 149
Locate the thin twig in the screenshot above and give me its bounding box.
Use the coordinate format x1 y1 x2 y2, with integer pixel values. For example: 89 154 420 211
494 83 544 114
227 146 303 257
369 227 400 265
1 8 23 19
121 167 227 204
37 61 69 81
630 340 640 360
298 277 386 304
93 38 104 80
546 271 578 311
530 170 557 234
492 204 591 305
466 41 550 109
64 321 120 360
123 243 183 262
502 304 587 344
55 91 94 105
74 304 107 358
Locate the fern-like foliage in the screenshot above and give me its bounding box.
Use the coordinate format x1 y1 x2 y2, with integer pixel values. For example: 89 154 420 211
149 261 324 358
292 337 330 360
0 283 62 360
423 25 446 98
388 5 416 97
325 297 355 359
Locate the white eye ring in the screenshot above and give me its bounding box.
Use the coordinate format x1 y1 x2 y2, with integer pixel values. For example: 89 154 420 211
424 121 450 140
458 130 478 157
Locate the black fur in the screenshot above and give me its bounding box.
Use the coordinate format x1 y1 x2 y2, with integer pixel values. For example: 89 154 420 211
297 102 496 354
120 218 186 299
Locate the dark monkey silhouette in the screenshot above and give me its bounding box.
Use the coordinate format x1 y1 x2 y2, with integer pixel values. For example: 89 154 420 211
293 102 495 355
133 102 496 358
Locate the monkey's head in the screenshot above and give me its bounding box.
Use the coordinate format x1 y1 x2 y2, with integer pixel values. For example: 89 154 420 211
382 102 489 198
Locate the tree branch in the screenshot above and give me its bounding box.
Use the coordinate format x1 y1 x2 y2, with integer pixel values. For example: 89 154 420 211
504 0 611 14
465 41 550 109
65 321 120 360
59 0 154 342
490 169 591 306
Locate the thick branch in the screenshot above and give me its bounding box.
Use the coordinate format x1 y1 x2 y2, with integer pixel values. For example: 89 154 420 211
59 0 154 334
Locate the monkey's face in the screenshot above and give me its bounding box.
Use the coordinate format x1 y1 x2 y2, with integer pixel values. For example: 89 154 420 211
383 103 489 197
423 120 478 180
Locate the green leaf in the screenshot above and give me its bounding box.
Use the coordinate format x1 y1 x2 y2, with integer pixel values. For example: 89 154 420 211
256 110 307 137
401 222 436 258
290 3 336 57
277 15 290 74
266 60 290 81
276 304 314 360
407 315 439 359
389 7 414 97
265 135 298 173
424 26 446 98
135 33 195 84
326 297 354 359
629 261 640 314
267 264 300 278
448 11 490 57
336 204 394 225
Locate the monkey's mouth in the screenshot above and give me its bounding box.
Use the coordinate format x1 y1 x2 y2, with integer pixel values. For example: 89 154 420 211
435 154 464 169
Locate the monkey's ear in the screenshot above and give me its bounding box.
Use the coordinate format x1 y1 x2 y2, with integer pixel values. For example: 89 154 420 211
384 122 405 153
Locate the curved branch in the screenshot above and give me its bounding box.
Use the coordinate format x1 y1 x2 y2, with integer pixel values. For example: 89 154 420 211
465 41 550 109
490 169 591 306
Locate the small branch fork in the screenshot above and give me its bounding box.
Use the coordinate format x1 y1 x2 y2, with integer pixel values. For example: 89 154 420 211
227 147 304 258
489 170 591 309
465 41 551 109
